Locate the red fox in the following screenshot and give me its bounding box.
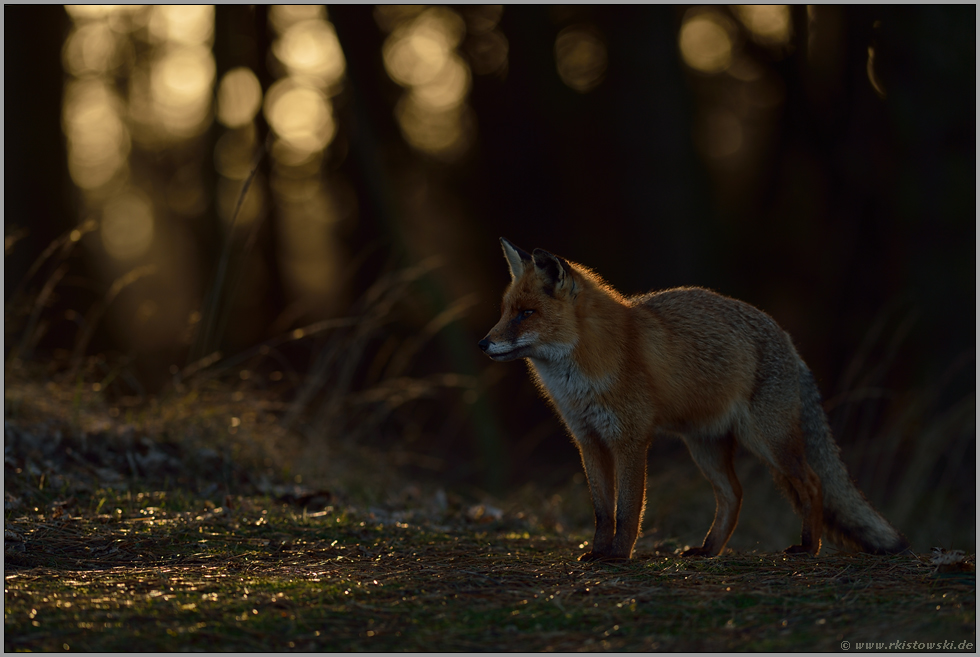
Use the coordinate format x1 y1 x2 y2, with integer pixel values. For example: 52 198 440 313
479 238 909 561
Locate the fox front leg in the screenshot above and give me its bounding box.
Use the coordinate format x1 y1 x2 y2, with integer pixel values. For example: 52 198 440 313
575 436 618 561
605 442 649 560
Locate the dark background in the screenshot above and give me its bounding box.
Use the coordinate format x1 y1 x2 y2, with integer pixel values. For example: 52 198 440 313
5 5 975 549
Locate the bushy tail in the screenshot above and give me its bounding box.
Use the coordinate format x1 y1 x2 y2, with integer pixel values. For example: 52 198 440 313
798 365 910 554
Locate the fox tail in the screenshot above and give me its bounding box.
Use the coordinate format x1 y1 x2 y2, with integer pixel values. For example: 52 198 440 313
798 365 910 554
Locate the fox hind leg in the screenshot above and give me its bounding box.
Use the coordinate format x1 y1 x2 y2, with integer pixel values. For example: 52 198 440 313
683 433 742 557
769 434 823 556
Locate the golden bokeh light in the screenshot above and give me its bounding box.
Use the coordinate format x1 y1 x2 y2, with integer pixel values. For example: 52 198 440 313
732 5 792 47
409 53 470 111
271 139 327 168
381 7 474 160
216 67 263 128
383 7 465 88
63 6 149 34
150 45 215 137
395 95 474 160
64 5 119 21
126 67 160 144
384 27 449 88
264 79 336 155
148 5 214 45
153 47 214 104
62 22 120 76
269 4 327 34
62 79 130 190
679 9 735 74
422 6 467 48
273 19 346 88
373 5 427 33
105 6 151 34
555 26 608 93
265 9 346 167
60 4 207 360
101 188 154 260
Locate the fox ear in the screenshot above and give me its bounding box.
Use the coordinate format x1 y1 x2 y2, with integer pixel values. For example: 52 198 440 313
500 237 532 280
531 249 576 298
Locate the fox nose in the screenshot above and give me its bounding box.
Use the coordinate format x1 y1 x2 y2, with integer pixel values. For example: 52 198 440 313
477 337 491 352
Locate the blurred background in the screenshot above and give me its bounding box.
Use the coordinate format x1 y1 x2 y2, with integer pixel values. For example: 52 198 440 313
4 5 975 552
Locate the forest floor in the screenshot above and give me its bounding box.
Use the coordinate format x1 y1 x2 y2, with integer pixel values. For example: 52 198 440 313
4 497 976 652
4 370 975 652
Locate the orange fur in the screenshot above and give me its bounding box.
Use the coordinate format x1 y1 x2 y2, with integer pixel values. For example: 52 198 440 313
479 238 908 560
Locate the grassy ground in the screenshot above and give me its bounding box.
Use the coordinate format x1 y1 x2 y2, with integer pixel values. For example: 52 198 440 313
4 369 976 652
4 490 975 652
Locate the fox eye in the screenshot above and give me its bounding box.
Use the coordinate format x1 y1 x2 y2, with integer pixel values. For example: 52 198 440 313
520 309 535 318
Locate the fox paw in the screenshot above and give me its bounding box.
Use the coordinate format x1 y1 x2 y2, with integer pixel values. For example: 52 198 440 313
680 546 714 557
783 544 818 555
578 551 629 563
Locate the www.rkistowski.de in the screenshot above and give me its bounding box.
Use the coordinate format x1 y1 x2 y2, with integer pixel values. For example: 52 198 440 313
842 640 974 650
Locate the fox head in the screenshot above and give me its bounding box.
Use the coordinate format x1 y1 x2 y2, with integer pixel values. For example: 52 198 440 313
478 237 580 362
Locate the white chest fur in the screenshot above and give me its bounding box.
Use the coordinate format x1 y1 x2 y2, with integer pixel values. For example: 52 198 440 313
530 355 622 441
